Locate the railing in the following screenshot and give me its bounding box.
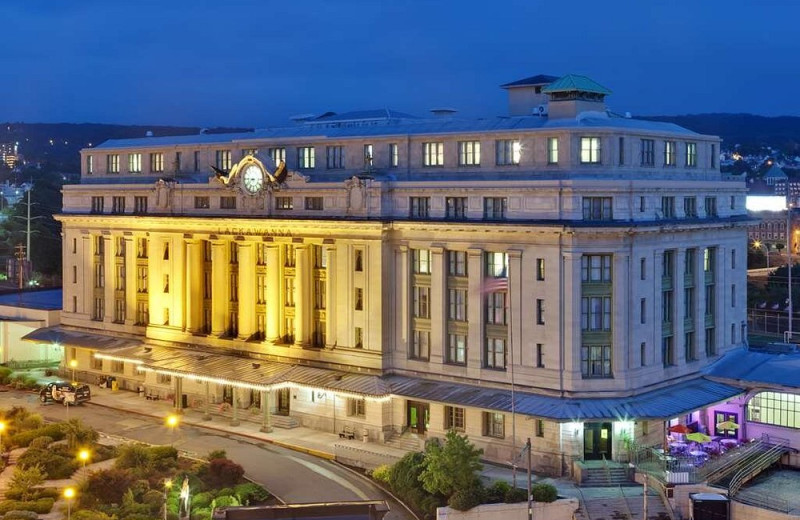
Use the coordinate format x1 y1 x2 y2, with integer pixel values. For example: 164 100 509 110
728 437 789 497
734 488 792 514
575 486 593 520
618 485 634 520
645 475 677 520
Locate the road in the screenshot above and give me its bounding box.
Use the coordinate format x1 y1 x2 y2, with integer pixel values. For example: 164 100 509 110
0 391 411 520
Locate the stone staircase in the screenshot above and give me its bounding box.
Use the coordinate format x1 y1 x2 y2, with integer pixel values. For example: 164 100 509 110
576 487 671 520
270 414 299 429
0 448 26 501
383 432 422 452
579 463 636 487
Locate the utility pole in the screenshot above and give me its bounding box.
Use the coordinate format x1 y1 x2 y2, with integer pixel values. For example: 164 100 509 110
14 244 25 289
526 438 532 520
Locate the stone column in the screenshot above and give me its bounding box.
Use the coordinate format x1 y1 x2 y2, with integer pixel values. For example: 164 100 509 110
211 240 228 336
295 245 309 346
324 245 336 347
203 381 211 420
508 249 523 367
124 236 137 325
265 245 281 341
396 245 409 355
185 239 205 333
430 246 446 365
147 236 162 326
82 234 93 317
103 235 115 323
238 242 256 339
260 390 272 432
674 248 686 364
466 248 483 378
174 376 183 414
231 387 240 427
612 252 630 372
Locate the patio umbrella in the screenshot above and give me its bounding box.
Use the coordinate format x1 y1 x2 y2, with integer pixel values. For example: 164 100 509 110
668 424 692 434
716 420 739 430
686 432 712 443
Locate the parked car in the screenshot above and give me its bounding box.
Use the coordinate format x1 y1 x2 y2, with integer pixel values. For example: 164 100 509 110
39 381 91 405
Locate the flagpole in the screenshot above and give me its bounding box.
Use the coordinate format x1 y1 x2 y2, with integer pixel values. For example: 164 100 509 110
509 271 517 488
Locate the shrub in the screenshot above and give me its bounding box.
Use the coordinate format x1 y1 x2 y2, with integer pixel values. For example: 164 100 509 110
71 511 115 520
190 508 211 520
420 431 483 497
9 424 65 447
18 414 43 431
0 498 55 514
207 449 227 461
206 458 244 488
387 452 443 519
530 483 558 503
17 448 77 480
370 464 391 484
233 483 269 504
485 480 511 504
215 488 234 499
191 492 214 510
63 419 99 450
447 482 485 511
85 468 136 505
7 465 45 501
150 445 178 462
504 487 528 503
3 511 39 520
115 444 153 473
27 436 53 450
211 496 240 509
0 366 13 384
142 489 165 511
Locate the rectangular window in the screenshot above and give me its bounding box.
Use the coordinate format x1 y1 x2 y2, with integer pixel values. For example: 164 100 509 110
640 257 646 280
275 197 293 210
128 153 142 173
347 398 366 418
412 249 431 274
215 150 232 170
731 249 736 269
496 139 521 165
458 141 481 166
580 137 601 164
269 147 286 164
150 152 164 173
134 196 148 214
641 139 655 166
640 298 646 324
298 146 315 169
730 195 735 210
485 251 508 278
111 360 124 374
641 342 646 366
136 301 149 325
639 196 645 212
447 334 466 365
685 331 697 361
581 296 612 331
305 197 323 210
581 254 612 282
86 155 93 175
486 292 507 325
664 141 676 166
661 196 675 218
409 197 430 218
581 345 612 378
662 336 675 367
706 327 716 356
704 247 716 273
411 329 430 360
663 250 675 278
354 249 363 272
536 258 545 281
704 196 717 217
582 197 613 220
412 286 430 318
483 412 505 438
684 287 695 319
193 151 200 171
91 197 104 214
107 154 120 173
483 197 507 220
731 284 736 307
363 144 373 167
685 248 696 276
705 285 716 317
686 142 697 167
445 197 467 219
547 137 559 164
536 299 545 325
326 145 344 169
111 196 125 214
485 338 506 370
536 343 544 368
448 289 467 321
194 196 210 209
711 144 717 168
444 406 465 431
684 197 697 217
220 196 237 209
423 142 444 166
389 143 399 167
662 290 674 324
448 251 467 276
175 151 181 171
355 287 363 311
618 137 624 165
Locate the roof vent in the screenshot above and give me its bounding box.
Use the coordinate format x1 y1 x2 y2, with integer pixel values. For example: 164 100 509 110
145 130 153 137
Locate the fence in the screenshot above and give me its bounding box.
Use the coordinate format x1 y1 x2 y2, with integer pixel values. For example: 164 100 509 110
748 308 800 337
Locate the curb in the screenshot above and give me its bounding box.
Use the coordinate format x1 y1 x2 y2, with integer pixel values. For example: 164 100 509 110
85 400 336 460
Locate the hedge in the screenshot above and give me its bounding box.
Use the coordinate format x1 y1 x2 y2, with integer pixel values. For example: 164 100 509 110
9 424 65 448
0 498 55 514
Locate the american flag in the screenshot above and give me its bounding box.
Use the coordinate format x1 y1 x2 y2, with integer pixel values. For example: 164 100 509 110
483 276 509 293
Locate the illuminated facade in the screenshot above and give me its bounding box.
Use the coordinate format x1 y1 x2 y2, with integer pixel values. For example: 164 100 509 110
44 74 749 473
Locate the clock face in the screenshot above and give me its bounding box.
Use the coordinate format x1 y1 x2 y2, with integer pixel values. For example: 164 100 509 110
242 164 264 194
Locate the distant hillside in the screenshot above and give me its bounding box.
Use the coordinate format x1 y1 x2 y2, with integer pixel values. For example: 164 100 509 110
646 113 800 153
0 122 252 171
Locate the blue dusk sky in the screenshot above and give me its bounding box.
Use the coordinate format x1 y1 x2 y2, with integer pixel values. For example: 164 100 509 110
3 0 798 127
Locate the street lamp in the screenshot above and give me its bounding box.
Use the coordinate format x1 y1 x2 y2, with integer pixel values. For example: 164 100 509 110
753 240 770 269
69 359 78 383
78 449 90 480
0 421 6 453
64 487 76 520
166 414 179 446
163 479 173 520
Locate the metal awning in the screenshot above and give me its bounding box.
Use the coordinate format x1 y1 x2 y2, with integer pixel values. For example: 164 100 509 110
22 325 141 351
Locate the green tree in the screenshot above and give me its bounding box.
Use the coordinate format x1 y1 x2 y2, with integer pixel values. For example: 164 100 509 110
419 430 483 497
8 464 45 501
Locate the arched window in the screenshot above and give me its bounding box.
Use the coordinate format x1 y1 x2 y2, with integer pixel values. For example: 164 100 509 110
747 391 800 429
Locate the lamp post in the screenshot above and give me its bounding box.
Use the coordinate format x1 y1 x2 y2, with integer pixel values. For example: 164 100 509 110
166 414 180 446
64 487 76 520
163 479 173 520
0 421 6 454
69 359 78 383
753 240 770 269
78 449 90 480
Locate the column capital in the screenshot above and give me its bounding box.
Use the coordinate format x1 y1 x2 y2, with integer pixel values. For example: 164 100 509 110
467 247 483 257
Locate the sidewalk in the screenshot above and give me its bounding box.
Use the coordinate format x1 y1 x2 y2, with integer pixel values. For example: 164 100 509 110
86 385 581 496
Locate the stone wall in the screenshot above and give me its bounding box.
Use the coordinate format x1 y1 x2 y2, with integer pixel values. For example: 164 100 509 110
436 498 579 520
